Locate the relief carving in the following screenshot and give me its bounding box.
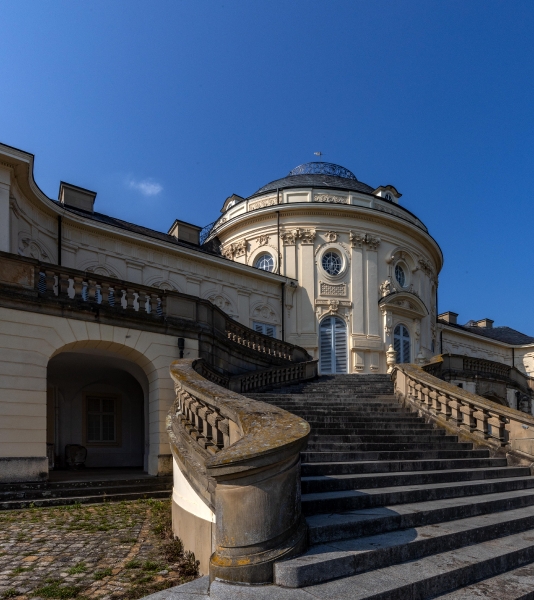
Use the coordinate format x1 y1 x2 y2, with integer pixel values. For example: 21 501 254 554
324 231 338 242
320 281 346 297
249 196 277 211
313 193 348 204
280 229 299 245
349 231 380 250
300 229 316 244
258 235 270 246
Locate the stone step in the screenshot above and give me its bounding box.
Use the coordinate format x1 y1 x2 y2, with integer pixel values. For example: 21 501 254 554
301 450 489 463
0 475 172 493
304 448 482 459
0 479 172 503
302 461 530 494
305 441 471 451
305 427 439 436
435 561 534 599
308 433 451 444
275 501 534 588
302 477 534 515
0 488 171 510
279 529 534 599
306 485 534 544
296 416 426 424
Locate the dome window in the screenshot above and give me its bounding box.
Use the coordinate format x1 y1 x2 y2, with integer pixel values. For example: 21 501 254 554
322 252 343 276
255 253 274 272
395 264 407 287
385 192 393 202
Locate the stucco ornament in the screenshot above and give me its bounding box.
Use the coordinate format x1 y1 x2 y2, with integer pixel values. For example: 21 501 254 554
252 304 278 323
313 193 348 204
300 229 316 244
324 231 338 243
386 344 397 374
380 278 393 297
280 230 300 245
382 309 393 336
19 237 49 261
249 196 277 211
258 235 270 246
349 231 381 250
315 298 351 321
222 239 247 259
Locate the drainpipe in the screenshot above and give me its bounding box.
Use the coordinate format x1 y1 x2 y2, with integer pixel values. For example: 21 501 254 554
57 216 62 266
277 208 281 275
281 282 285 341
512 347 515 369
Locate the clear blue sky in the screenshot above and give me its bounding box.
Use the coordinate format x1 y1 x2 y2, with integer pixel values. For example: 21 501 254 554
1 1 532 332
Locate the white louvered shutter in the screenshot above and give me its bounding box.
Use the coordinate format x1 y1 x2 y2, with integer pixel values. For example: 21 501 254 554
334 318 348 373
320 318 333 374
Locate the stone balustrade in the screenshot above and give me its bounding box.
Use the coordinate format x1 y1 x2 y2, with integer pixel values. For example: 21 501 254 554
393 363 534 461
0 252 310 371
167 359 310 584
192 358 318 394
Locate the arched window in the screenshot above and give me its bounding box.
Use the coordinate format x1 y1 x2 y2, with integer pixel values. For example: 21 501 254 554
319 316 347 374
255 253 274 272
394 324 411 363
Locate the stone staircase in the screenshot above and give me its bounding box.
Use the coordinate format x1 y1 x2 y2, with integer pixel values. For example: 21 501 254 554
243 374 534 599
0 473 172 510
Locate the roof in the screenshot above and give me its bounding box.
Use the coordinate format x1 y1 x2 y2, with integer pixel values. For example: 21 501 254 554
440 319 534 345
254 173 375 196
57 202 219 255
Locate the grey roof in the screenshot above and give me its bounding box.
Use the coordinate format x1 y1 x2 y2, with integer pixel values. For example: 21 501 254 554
57 202 221 256
253 173 375 196
440 320 534 345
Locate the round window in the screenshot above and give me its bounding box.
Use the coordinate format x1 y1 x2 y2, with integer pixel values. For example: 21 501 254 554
395 264 406 287
255 253 274 272
322 251 342 276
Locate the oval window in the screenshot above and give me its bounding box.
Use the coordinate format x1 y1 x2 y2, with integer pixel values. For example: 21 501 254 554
395 264 406 287
322 251 342 276
255 253 274 272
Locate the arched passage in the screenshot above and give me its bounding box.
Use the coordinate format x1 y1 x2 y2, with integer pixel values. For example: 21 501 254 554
47 351 148 470
319 316 348 374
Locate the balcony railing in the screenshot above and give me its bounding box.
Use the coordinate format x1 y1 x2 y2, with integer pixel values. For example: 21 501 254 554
0 251 310 366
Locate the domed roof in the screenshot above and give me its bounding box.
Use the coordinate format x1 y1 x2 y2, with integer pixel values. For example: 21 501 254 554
253 161 374 196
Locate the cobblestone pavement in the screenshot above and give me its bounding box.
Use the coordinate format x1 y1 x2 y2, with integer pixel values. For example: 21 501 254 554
0 499 198 600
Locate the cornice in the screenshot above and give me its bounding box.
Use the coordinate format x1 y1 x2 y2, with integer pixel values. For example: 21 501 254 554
440 323 534 350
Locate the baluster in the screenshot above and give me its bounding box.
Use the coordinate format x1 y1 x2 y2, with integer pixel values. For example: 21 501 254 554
439 394 452 420
460 402 476 433
125 287 135 310
100 281 109 306
488 412 507 444
159 294 167 318
473 408 489 439
73 276 84 300
429 389 439 414
138 290 149 314
58 271 69 297
87 278 97 302
149 293 158 317
44 269 56 295
448 398 462 425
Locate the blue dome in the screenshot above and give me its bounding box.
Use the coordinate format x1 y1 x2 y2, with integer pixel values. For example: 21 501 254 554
288 162 357 180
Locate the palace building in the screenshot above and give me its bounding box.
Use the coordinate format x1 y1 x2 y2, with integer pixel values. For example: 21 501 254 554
0 142 532 485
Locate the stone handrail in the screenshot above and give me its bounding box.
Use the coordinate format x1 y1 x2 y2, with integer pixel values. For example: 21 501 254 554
229 360 318 393
194 358 318 394
424 353 533 395
393 363 534 462
0 251 311 366
167 359 310 584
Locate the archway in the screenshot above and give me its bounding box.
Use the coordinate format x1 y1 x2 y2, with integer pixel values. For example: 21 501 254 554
319 316 348 374
47 350 149 471
394 324 411 363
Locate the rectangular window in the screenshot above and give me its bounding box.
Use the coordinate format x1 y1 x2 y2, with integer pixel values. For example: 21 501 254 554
86 395 118 443
252 321 276 338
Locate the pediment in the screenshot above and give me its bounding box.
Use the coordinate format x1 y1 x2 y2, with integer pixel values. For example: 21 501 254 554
379 291 428 319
